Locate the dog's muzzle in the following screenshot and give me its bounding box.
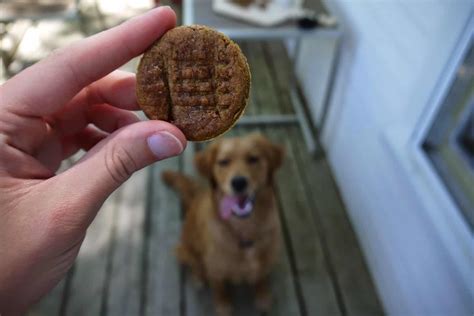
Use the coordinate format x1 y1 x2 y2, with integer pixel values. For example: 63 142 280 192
219 195 255 220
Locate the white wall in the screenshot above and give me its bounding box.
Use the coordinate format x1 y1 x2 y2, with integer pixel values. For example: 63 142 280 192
305 1 474 315
295 36 338 127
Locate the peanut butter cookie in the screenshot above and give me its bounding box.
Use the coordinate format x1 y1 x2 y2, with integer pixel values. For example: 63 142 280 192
137 25 250 141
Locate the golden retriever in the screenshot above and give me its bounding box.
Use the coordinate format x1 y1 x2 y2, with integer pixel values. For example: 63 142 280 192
162 133 284 316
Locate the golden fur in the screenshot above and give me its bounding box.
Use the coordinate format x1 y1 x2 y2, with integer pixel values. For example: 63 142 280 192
162 133 284 316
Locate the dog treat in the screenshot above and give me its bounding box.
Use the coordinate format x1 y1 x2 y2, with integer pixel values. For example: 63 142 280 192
136 25 251 141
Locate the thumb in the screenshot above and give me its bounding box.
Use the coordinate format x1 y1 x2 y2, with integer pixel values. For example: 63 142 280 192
53 120 185 222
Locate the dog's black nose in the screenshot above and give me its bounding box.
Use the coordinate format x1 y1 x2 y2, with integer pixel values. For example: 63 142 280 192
231 176 248 193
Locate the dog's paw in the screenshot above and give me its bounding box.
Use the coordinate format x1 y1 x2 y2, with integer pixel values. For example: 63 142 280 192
255 291 272 312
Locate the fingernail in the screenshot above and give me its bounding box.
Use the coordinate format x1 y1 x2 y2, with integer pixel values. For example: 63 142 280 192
155 5 171 11
147 131 184 160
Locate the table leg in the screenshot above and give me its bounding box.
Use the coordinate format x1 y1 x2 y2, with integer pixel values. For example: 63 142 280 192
318 31 343 137
290 37 319 154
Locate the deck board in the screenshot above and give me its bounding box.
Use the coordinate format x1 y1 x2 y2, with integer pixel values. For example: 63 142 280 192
244 42 284 116
263 41 295 114
269 127 342 315
264 225 301 316
65 189 121 316
144 157 182 316
182 143 217 316
236 42 306 316
240 42 260 117
263 37 384 316
247 39 341 315
291 129 384 315
105 169 148 316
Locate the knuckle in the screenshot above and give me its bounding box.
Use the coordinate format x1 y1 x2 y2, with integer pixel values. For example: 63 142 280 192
48 45 90 88
104 141 137 185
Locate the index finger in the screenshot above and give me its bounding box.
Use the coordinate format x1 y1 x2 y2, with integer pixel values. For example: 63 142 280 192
0 6 176 117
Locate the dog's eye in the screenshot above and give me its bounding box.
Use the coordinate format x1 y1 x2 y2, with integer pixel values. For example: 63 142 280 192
217 158 230 167
247 155 260 164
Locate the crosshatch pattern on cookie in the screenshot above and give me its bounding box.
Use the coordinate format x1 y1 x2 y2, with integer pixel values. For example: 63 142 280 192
136 25 250 141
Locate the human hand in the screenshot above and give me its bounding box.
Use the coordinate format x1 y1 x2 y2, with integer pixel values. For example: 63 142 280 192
0 7 185 314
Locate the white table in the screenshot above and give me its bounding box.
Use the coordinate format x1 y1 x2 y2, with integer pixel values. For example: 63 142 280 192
183 0 342 153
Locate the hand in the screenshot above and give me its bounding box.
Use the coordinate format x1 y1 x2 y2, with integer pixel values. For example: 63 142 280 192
0 7 186 314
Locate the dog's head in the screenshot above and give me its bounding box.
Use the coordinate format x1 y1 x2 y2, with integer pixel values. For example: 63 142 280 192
195 133 284 217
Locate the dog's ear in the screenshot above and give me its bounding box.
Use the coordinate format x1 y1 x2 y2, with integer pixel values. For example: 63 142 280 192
251 133 285 174
194 142 219 179
265 140 285 174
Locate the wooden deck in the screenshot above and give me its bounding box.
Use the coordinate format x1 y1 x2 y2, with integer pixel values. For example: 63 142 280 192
27 44 383 316
1 2 383 315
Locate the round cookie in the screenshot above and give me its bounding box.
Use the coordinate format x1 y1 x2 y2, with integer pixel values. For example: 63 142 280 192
136 25 251 141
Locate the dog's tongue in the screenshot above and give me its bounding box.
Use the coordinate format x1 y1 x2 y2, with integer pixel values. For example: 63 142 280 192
219 196 253 220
